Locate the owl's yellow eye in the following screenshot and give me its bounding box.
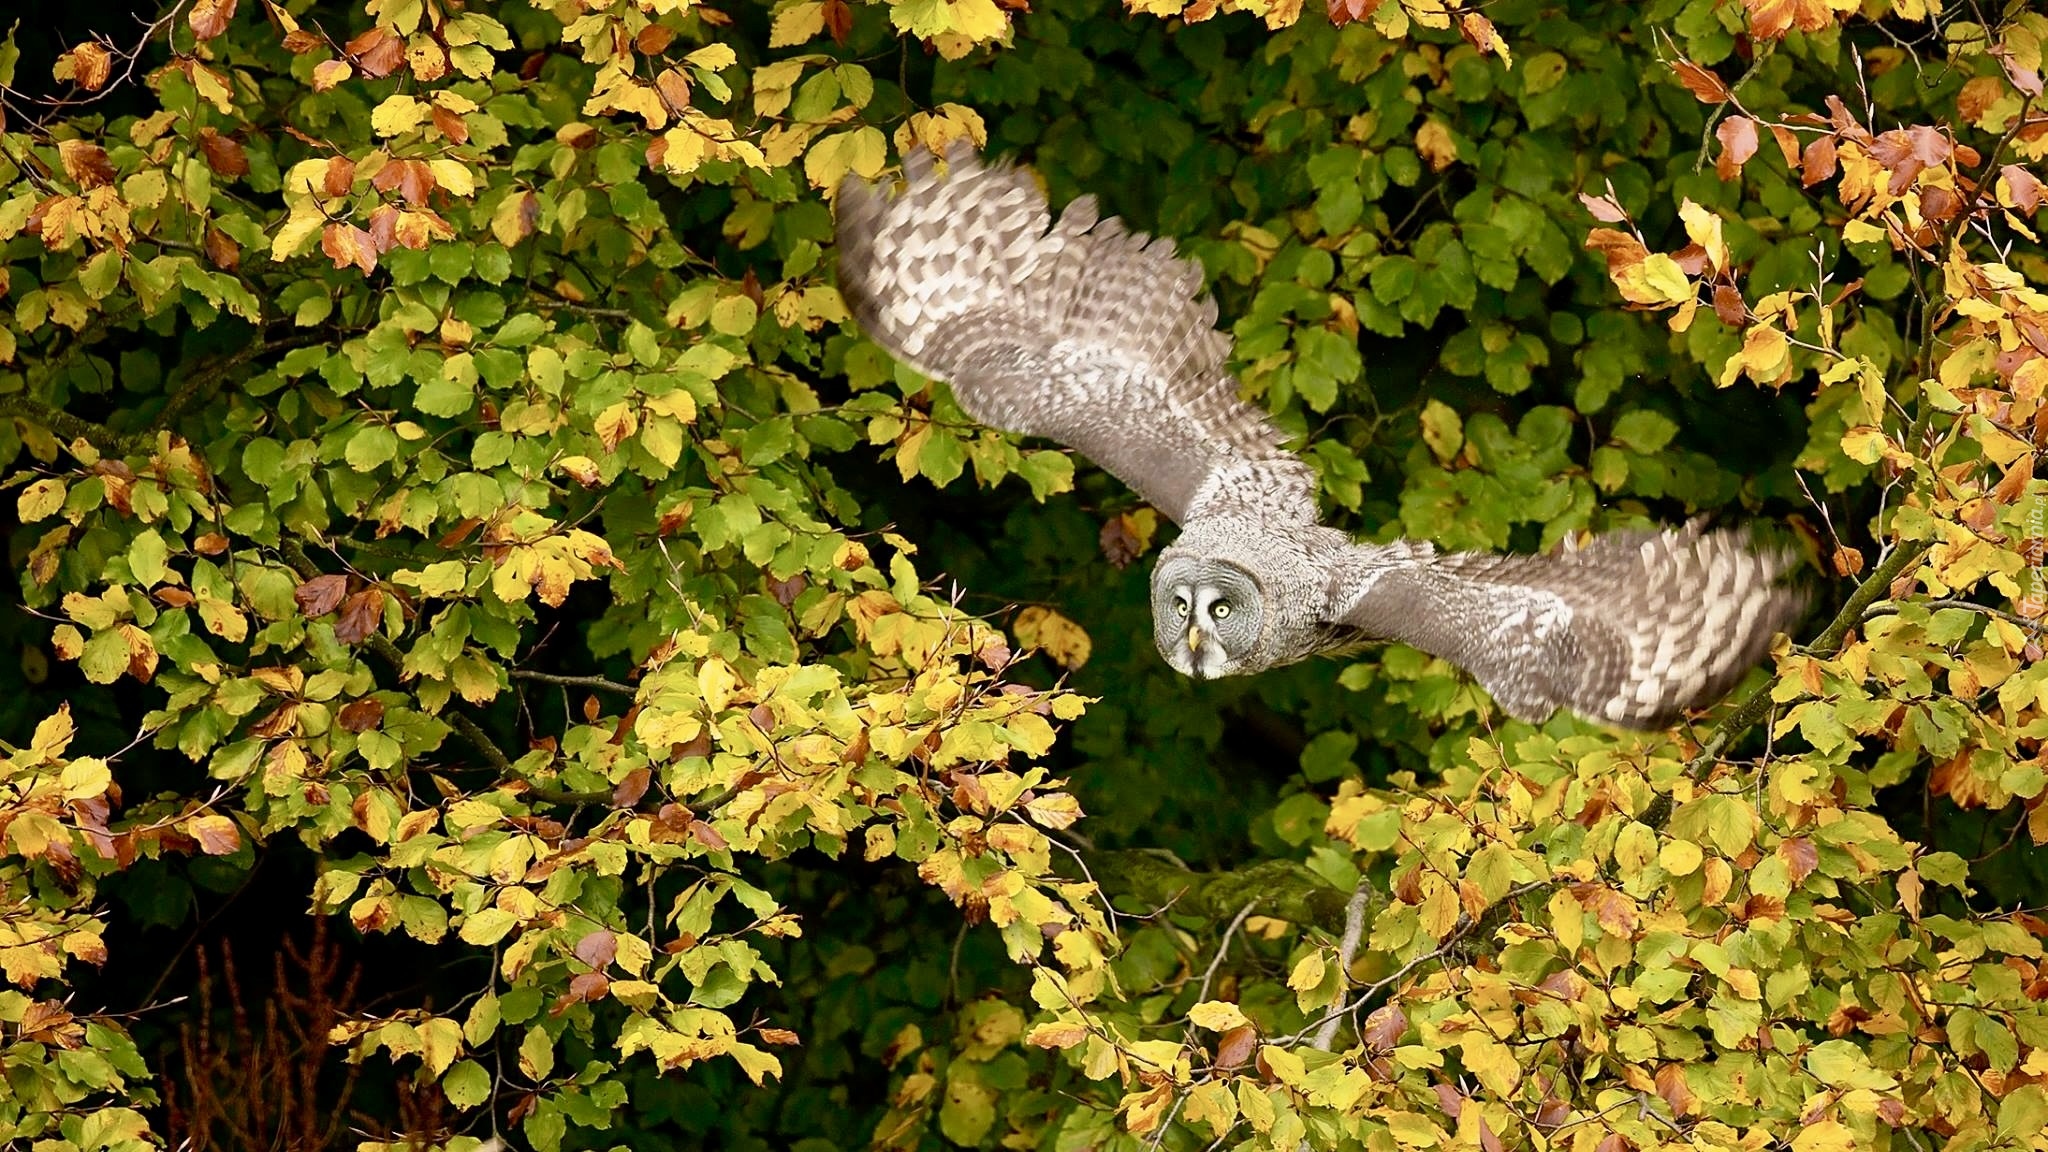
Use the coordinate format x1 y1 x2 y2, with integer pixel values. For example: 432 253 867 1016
1212 602 1231 620
1173 597 1189 618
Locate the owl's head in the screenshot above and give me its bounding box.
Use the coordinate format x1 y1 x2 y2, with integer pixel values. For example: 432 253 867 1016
1151 556 1265 679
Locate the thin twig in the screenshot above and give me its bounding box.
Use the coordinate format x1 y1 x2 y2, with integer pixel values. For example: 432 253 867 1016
509 669 638 696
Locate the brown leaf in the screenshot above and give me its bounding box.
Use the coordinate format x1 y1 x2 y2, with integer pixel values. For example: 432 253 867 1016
188 813 242 855
758 1027 801 1046
188 0 238 40
612 766 651 808
20 1000 83 1047
655 68 692 116
1998 48 2046 99
281 29 324 53
822 0 853 42
1830 546 1865 577
1869 126 1952 197
1655 1064 1697 1117
337 698 385 733
1712 284 1747 327
1801 136 1839 187
1745 0 1833 40
323 155 357 199
58 140 116 189
1325 0 1383 26
333 588 386 645
635 23 676 53
1770 124 1801 168
367 205 402 251
1779 836 1819 883
197 128 248 178
1584 227 1649 273
574 929 618 970
1456 13 1504 60
562 971 609 1005
321 222 377 275
203 226 241 271
1363 1003 1405 1049
294 573 349 617
63 44 113 91
768 573 806 606
1576 883 1640 938
2003 164 2046 215
1577 192 1629 224
1715 116 1759 182
1215 1023 1258 1069
346 26 405 78
1994 454 2035 504
371 158 436 206
430 106 470 145
1959 75 2006 124
1827 1002 1873 1036
1672 60 1730 104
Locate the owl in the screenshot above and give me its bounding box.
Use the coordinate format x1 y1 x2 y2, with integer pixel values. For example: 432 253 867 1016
833 145 1805 729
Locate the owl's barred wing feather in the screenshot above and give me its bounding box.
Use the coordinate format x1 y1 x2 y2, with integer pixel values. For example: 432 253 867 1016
1331 523 1806 729
834 145 1317 524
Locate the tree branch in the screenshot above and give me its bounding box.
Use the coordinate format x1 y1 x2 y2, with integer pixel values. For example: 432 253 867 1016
154 330 342 433
0 398 155 456
510 669 638 697
1083 851 1374 935
1310 879 1375 1051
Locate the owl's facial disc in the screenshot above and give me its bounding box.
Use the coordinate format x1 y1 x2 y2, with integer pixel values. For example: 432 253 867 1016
1152 558 1264 679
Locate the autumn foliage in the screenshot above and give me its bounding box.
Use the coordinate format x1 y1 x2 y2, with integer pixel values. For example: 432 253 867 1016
2 0 2047 1151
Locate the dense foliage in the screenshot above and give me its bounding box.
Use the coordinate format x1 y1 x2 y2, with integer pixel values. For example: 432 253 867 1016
2 0 2047 1150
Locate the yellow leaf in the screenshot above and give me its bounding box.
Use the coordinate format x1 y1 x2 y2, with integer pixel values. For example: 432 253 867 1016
699 657 737 713
1416 118 1458 171
17 478 66 523
1678 198 1730 272
1012 605 1091 670
1287 950 1326 995
1187 1000 1251 1031
1659 838 1704 876
1257 1043 1307 1086
1791 1120 1856 1152
371 94 429 137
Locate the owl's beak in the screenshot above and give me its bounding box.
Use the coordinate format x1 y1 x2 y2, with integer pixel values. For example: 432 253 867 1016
1187 628 1202 653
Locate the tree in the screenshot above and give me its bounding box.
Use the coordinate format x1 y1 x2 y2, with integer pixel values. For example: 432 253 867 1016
1 0 2045 1150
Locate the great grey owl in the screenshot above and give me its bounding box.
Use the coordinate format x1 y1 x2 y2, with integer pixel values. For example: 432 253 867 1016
833 146 1805 729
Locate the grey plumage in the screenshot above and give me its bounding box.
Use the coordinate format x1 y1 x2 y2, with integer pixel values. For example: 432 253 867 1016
835 146 1806 729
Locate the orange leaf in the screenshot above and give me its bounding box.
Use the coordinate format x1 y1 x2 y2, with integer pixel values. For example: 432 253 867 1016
188 0 238 40
1715 116 1759 182
1671 60 1730 104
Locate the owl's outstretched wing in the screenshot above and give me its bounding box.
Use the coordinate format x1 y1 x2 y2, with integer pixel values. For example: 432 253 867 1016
1329 523 1806 729
834 145 1315 525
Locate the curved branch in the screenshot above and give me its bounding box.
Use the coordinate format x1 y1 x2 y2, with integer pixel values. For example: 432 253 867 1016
1082 851 1375 936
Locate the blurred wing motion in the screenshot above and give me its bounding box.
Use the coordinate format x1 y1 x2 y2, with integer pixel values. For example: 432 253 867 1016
1333 523 1806 729
834 144 1314 524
